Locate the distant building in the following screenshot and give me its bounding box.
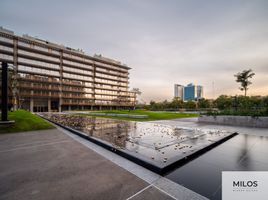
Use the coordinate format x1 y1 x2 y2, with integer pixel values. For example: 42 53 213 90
174 84 184 100
174 83 203 101
196 85 203 100
184 83 203 101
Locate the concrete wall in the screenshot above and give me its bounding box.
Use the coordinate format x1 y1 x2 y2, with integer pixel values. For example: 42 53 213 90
198 115 268 128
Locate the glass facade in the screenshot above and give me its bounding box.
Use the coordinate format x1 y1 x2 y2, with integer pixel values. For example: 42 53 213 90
184 84 195 101
183 83 203 101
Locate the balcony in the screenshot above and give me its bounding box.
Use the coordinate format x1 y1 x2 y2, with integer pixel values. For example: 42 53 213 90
20 92 60 98
19 84 60 91
18 76 61 84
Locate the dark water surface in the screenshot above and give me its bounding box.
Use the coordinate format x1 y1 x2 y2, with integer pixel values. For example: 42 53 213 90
165 134 268 200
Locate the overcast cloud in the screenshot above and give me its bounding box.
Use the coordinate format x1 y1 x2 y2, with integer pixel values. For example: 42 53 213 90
1 0 268 102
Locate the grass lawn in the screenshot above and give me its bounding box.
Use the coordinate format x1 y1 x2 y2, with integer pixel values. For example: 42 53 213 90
0 110 54 134
81 110 199 121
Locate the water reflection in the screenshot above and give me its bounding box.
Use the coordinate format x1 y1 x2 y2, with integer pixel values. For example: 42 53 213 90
41 113 235 165
237 134 250 165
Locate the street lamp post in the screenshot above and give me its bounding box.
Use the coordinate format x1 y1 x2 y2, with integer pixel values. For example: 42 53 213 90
1 62 8 121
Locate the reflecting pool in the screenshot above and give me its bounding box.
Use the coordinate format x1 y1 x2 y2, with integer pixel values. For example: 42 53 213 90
40 113 237 173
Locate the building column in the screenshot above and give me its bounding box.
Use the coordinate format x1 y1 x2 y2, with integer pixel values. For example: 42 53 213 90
30 98 34 112
48 99 51 112
68 105 71 111
13 39 18 111
81 106 84 110
59 50 63 113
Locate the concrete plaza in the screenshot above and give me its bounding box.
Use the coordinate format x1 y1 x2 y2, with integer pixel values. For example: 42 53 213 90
0 127 207 200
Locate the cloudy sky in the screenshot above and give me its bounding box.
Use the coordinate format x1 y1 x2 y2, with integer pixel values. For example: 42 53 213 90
1 0 268 102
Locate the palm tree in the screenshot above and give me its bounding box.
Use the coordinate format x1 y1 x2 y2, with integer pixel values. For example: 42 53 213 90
234 69 255 96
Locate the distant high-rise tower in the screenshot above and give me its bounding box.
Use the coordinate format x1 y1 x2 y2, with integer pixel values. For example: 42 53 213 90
174 83 203 101
196 85 203 100
174 84 184 100
184 83 203 101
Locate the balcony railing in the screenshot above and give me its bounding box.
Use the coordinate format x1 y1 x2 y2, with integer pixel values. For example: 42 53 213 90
18 76 61 84
20 93 60 98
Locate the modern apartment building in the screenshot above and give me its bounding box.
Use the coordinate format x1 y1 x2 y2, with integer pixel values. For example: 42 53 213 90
174 83 203 101
0 27 136 112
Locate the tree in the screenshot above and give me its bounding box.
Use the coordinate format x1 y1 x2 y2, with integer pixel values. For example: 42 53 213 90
234 69 255 96
170 97 183 109
132 88 142 95
184 101 196 109
131 88 142 109
0 65 18 111
197 98 210 109
215 95 232 110
149 100 159 110
9 68 19 111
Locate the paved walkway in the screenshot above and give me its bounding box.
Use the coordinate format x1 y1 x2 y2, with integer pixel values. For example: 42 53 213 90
0 127 208 200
